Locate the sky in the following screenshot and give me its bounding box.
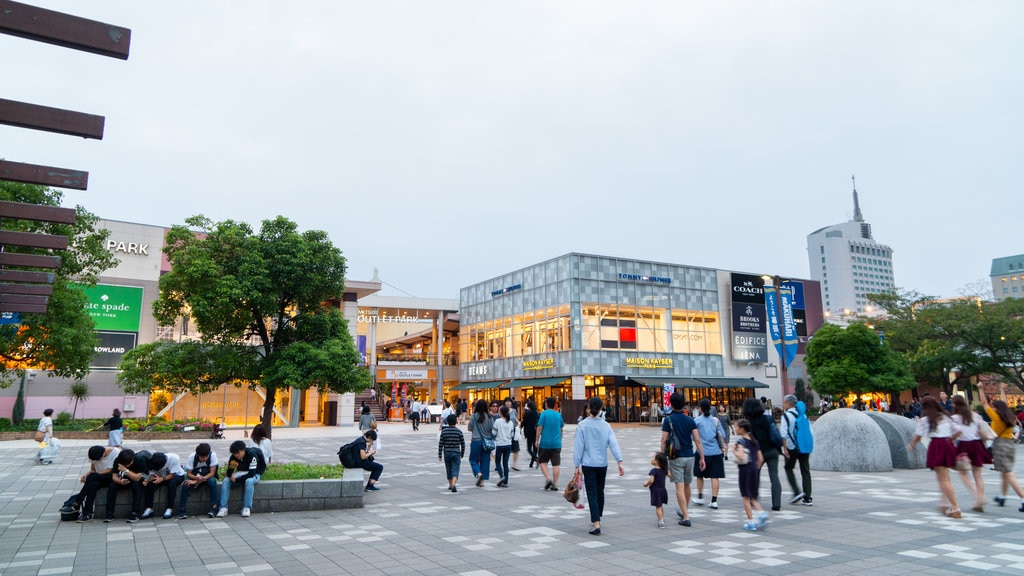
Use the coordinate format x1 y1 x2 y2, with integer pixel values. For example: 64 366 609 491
3 1 1020 301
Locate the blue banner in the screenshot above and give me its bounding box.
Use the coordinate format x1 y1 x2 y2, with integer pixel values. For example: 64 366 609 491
781 281 805 310
780 287 798 368
0 312 20 326
357 335 367 365
765 289 783 361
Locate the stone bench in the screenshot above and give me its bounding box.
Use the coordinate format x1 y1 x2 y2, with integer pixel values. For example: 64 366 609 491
94 467 364 517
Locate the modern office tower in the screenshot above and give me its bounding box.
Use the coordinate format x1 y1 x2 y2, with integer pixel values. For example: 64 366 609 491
991 254 1024 302
806 178 896 316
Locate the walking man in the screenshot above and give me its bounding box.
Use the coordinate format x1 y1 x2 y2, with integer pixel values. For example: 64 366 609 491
535 397 564 491
661 392 704 526
782 395 814 506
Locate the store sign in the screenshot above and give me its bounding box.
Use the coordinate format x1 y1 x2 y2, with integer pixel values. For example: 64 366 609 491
386 369 428 379
624 357 673 369
523 358 556 371
466 364 489 377
730 273 767 363
491 283 522 297
105 239 150 255
731 273 765 303
78 284 144 332
357 312 422 324
617 273 671 284
91 331 137 369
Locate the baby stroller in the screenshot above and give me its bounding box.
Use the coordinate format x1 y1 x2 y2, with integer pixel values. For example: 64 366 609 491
210 423 225 440
38 437 61 464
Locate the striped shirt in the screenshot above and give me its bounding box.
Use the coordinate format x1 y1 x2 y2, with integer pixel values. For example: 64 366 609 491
438 426 465 458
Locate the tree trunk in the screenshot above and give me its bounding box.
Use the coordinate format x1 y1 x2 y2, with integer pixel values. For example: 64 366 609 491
261 386 276 436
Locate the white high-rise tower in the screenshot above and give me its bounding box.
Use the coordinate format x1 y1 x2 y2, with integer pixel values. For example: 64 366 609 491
806 177 895 317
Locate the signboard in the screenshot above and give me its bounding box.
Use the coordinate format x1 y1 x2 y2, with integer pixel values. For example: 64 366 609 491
523 358 556 371
766 287 799 368
663 384 675 410
730 272 768 363
386 369 428 379
0 312 20 325
91 331 138 369
624 357 673 369
77 284 144 332
357 335 367 365
730 273 766 303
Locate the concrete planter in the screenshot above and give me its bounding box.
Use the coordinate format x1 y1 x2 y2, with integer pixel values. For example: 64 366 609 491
1 430 214 441
92 467 365 518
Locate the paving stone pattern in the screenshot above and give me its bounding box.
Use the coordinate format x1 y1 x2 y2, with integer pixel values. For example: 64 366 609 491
2 423 1024 575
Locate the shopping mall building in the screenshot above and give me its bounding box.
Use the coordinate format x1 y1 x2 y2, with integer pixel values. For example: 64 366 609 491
2 219 820 426
456 253 823 420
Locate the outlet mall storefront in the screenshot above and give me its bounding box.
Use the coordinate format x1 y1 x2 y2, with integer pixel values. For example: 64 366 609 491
455 254 824 420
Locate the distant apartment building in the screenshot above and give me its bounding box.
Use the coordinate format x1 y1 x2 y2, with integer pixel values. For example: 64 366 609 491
806 179 895 316
991 254 1024 302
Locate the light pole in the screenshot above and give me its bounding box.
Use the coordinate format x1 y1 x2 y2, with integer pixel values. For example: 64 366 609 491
762 275 794 397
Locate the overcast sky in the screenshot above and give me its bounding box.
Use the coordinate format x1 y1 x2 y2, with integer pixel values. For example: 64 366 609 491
3 2 1019 300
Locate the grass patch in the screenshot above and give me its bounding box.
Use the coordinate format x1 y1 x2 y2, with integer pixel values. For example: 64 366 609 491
260 462 345 481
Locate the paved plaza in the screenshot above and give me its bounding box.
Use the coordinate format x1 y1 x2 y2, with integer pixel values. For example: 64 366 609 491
3 422 1024 576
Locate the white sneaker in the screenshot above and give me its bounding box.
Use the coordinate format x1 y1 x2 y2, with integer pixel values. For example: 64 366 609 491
692 497 705 506
140 507 153 519
162 508 172 519
241 507 251 518
709 501 719 509
216 508 228 518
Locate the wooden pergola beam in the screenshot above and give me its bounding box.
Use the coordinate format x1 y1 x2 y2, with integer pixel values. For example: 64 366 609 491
0 252 61 269
0 160 88 190
0 302 47 314
0 230 70 250
0 270 55 283
0 283 53 296
0 0 131 60
0 200 77 224
0 98 105 140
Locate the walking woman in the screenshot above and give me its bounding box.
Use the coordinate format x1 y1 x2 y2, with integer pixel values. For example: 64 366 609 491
467 399 494 487
981 383 1024 511
908 396 962 518
521 401 539 468
573 397 624 535
693 398 726 509
951 395 987 512
493 406 515 487
359 405 377 432
741 398 786 511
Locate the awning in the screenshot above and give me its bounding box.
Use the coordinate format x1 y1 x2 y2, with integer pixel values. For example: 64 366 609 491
507 376 571 388
628 376 769 389
450 380 509 391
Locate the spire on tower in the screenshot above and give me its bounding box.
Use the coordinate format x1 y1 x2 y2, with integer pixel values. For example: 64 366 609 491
851 174 864 223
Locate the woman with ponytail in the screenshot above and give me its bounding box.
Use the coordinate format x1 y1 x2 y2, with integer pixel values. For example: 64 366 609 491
573 396 624 536
981 383 1024 511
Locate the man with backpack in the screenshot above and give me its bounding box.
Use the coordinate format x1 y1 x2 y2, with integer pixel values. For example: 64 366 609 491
782 395 814 506
216 440 266 518
339 430 383 491
660 392 705 527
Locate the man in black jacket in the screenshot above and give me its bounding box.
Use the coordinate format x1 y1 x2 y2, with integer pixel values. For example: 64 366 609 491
215 440 266 518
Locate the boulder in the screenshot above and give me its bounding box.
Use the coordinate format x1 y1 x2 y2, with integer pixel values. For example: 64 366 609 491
809 409 893 472
864 411 927 469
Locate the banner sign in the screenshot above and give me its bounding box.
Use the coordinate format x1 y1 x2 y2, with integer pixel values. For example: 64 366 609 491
77 284 144 332
663 384 675 410
357 335 367 365
730 273 768 363
780 287 798 368
0 312 20 326
90 331 138 369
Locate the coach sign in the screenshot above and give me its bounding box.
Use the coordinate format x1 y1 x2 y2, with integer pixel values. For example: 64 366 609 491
730 273 767 363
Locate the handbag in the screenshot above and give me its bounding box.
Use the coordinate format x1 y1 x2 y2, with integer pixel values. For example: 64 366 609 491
563 470 581 504
954 452 972 472
476 419 494 451
34 430 45 442
369 418 377 431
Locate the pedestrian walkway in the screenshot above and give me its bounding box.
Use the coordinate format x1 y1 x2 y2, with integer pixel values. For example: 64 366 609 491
2 423 1024 575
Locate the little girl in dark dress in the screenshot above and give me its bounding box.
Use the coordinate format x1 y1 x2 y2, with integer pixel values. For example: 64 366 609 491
643 451 670 528
734 419 768 531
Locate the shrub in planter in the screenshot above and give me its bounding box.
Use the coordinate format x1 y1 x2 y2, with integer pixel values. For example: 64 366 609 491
0 417 11 431
55 411 74 426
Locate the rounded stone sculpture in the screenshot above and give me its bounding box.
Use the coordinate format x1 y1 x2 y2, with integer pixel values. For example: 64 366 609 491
809 408 893 472
864 411 927 469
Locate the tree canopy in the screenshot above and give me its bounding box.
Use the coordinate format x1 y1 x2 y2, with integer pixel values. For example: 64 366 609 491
804 322 914 398
0 182 116 386
867 291 1024 394
117 215 370 430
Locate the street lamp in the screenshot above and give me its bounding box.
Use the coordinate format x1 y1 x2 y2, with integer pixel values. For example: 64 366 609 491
761 275 796 397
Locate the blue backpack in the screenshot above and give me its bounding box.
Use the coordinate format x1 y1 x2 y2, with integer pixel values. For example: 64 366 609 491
788 402 815 454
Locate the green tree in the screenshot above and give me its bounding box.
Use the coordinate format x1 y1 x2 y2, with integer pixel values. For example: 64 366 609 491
805 323 914 398
0 182 115 389
116 215 371 432
66 381 91 421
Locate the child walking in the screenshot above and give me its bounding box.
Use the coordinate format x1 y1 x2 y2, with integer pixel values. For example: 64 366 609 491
643 452 670 528
733 419 768 531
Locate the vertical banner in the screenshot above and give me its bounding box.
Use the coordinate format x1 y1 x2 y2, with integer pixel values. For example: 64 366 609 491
730 273 768 363
780 287 798 368
663 383 675 410
765 288 782 361
391 383 398 403
400 383 408 406
357 335 367 365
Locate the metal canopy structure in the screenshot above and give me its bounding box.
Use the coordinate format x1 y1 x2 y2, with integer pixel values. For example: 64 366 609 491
628 376 770 389
0 1 131 314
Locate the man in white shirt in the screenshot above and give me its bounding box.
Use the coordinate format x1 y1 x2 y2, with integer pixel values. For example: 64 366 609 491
61 445 121 522
141 452 186 519
410 399 422 431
